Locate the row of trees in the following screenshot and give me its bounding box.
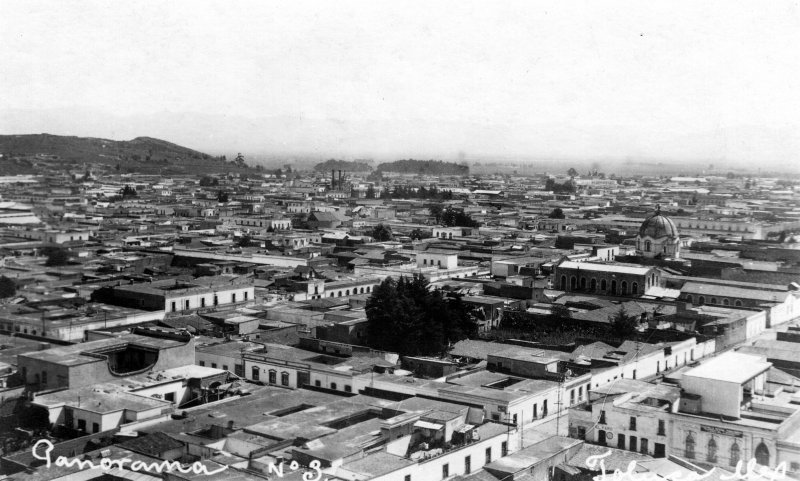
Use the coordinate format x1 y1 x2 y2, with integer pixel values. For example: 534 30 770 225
545 178 577 193
377 185 456 200
366 275 478 356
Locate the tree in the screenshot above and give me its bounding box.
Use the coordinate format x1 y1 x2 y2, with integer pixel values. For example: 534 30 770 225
366 275 478 356
199 176 219 187
43 246 70 266
567 167 579 177
217 190 230 203
409 228 430 240
549 208 565 219
120 185 137 198
371 223 394 242
609 306 639 338
550 304 572 319
237 235 254 247
0 276 16 298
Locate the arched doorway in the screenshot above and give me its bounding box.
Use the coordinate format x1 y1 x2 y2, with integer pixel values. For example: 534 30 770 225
755 442 770 466
560 276 567 290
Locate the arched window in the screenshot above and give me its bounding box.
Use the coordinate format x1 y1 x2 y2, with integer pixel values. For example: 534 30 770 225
685 433 696 459
734 299 742 307
698 296 705 305
755 442 770 466
707 438 718 463
645 240 652 251
611 280 617 294
621 281 628 295
330 292 334 297
346 290 350 296
268 370 277 384
281 371 289 386
570 276 577 290
590 278 597 291
338 291 342 297
580 277 587 289
560 276 567 290
367 286 371 293
722 298 729 306
686 295 693 304
632 282 638 294
710 297 717 305
730 442 740 467
601 279 607 291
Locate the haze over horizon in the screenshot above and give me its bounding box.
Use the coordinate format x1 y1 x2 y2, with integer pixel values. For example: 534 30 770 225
2 1 799 170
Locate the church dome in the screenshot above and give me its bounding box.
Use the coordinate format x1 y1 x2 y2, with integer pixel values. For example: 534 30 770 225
638 208 679 239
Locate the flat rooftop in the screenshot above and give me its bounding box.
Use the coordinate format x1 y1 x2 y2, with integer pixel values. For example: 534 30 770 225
682 352 771 384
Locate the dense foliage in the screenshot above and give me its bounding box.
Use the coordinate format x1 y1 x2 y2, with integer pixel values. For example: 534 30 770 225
376 159 469 176
545 178 576 193
314 159 373 172
0 276 16 298
371 224 394 241
366 275 478 356
42 246 70 266
429 206 480 227
381 185 455 200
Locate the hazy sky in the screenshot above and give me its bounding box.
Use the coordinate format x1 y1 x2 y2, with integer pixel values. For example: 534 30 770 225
2 0 800 166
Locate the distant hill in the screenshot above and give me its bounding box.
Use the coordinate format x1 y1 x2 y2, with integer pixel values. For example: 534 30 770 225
377 159 469 176
0 134 249 174
313 159 373 172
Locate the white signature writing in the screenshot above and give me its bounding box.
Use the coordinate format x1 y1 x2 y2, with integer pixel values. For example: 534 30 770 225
585 450 788 481
32 439 325 479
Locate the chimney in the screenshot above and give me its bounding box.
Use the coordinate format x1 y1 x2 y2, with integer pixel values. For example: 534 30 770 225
338 170 343 191
331 169 336 190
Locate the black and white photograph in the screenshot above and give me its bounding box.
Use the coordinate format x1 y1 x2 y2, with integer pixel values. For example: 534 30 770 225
1 1 800 480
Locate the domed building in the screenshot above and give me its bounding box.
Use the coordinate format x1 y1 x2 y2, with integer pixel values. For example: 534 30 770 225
636 205 681 258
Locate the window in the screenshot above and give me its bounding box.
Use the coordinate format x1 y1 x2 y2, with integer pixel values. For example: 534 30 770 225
755 442 770 466
251 366 259 381
77 419 86 431
599 410 606 424
685 433 696 459
211 363 217 369
244 291 249 301
185 300 190 310
543 400 548 416
165 392 175 402
315 380 321 387
533 404 538 418
93 423 100 433
640 438 648 455
171 301 177 312
630 436 637 452
485 447 492 464
601 279 607 291
464 455 471 474
710 297 717 305
345 385 352 392
405 476 411 481
707 438 718 463
281 371 290 386
201 298 206 308
501 441 508 456
268 370 277 384
734 299 743 307
730 442 741 467
629 417 637 431
442 464 449 479
199 361 205 367
214 295 218 306
577 426 586 440
722 298 729 306
235 364 243 376
698 296 705 305
578 386 584 401
232 293 237 303
222 365 228 371
331 382 337 390
618 434 626 449
570 389 575 404
658 420 666 436
687 295 693 304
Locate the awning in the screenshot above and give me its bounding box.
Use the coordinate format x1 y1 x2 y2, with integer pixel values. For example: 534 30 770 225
413 420 444 430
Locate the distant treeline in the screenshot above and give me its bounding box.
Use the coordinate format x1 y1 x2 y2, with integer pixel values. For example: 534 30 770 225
377 159 469 176
313 159 373 172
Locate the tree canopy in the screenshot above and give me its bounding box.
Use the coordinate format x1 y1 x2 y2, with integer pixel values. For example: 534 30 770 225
0 276 16 298
548 208 565 219
371 223 394 242
42 246 70 266
120 185 138 198
429 206 480 227
609 306 639 338
366 275 478 356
